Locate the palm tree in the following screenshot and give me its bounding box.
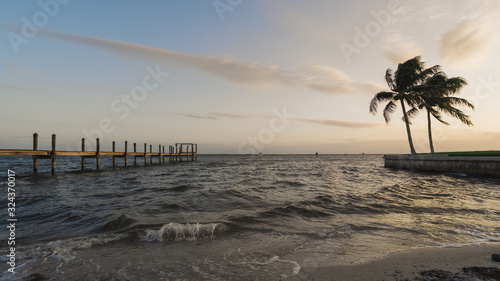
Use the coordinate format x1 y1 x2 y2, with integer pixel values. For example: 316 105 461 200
407 72 473 153
370 56 438 155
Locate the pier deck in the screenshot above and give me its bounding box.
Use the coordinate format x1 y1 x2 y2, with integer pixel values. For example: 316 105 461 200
0 133 198 175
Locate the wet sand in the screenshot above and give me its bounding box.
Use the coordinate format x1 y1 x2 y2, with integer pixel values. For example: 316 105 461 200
294 243 500 280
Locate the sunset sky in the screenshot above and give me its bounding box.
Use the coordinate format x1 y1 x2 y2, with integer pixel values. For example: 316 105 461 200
1 0 499 154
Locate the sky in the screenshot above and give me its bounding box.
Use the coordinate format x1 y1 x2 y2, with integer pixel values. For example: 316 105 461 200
1 0 499 154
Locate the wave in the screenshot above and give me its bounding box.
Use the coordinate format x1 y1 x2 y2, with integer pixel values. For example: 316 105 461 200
138 222 229 242
272 180 306 187
99 214 138 232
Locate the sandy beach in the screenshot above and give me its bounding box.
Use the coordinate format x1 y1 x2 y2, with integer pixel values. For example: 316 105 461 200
293 243 500 280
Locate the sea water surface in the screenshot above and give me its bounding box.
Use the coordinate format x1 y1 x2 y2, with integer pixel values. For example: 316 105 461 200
0 154 499 280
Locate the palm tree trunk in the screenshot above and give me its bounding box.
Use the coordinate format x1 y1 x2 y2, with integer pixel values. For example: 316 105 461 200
427 110 435 153
400 100 417 155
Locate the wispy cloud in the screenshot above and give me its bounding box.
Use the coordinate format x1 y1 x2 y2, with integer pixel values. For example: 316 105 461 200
209 112 254 119
177 113 218 120
0 84 34 91
5 62 14 71
36 29 373 96
439 20 492 67
36 29 298 88
300 66 358 95
179 111 380 129
178 112 254 120
382 33 423 65
296 118 384 129
439 1 499 67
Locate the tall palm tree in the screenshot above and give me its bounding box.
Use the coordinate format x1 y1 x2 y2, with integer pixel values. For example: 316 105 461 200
407 72 473 153
370 56 438 155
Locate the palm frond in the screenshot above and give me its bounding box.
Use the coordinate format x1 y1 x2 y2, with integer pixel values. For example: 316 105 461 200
440 77 467 95
406 106 420 119
395 56 424 91
401 106 420 124
370 91 395 115
385 69 397 92
383 100 398 123
445 97 475 110
429 108 449 125
417 65 441 84
441 106 473 126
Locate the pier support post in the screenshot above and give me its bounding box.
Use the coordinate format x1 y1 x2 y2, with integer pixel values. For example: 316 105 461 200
81 138 85 170
112 141 116 167
150 145 153 165
159 144 162 164
96 138 100 170
51 134 56 175
162 146 165 163
179 145 183 162
124 141 128 167
134 143 137 166
33 133 38 174
144 143 147 166
191 144 194 161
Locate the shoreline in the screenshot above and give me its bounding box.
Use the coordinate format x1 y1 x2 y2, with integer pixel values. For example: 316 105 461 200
294 243 500 280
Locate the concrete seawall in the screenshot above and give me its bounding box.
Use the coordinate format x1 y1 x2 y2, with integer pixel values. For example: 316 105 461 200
384 154 500 177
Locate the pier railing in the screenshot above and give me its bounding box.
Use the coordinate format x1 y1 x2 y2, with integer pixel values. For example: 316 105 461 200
0 133 198 175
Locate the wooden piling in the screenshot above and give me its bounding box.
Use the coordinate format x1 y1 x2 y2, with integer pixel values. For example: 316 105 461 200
179 145 183 162
51 134 56 175
124 141 128 167
96 138 100 170
112 141 116 167
144 143 147 166
162 146 165 163
33 133 38 174
175 145 178 162
158 144 162 164
134 143 137 166
81 138 85 170
168 146 171 162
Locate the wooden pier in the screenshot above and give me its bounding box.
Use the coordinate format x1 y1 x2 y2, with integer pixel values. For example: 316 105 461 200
0 133 198 175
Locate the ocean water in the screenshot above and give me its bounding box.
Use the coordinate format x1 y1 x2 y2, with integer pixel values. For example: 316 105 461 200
0 154 499 280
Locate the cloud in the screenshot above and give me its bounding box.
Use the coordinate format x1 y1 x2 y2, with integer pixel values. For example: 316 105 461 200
179 112 255 120
209 112 254 119
382 34 423 65
300 65 380 95
5 62 14 71
179 110 382 129
439 20 492 67
36 29 370 96
36 29 303 88
438 1 500 67
177 113 218 120
300 65 359 95
363 82 387 94
0 84 33 91
297 117 384 129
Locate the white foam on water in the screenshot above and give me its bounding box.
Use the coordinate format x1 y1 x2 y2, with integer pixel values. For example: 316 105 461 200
229 255 301 277
139 222 229 242
0 233 128 279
